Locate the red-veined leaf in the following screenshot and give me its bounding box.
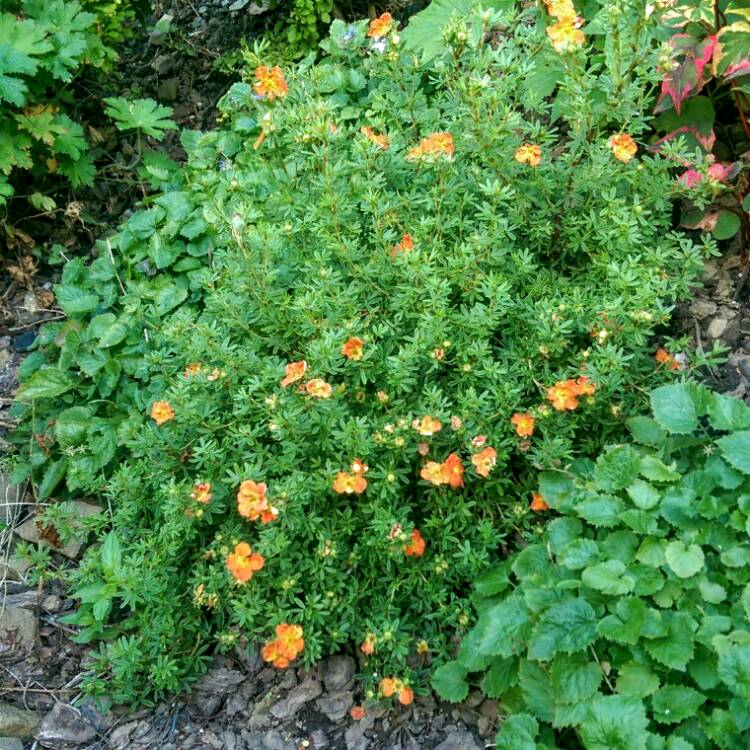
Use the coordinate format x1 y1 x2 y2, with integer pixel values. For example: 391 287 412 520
655 34 718 114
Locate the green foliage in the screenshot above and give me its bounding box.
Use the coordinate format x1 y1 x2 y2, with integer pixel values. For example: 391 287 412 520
9 3 717 703
104 97 177 140
435 382 750 750
80 0 143 52
0 0 107 206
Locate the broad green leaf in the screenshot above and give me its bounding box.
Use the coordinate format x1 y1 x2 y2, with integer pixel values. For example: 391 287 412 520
717 645 750 700
54 406 91 448
550 653 602 704
54 285 99 315
594 445 642 491
616 661 660 698
527 598 598 660
430 661 469 703
650 384 698 434
38 458 67 500
518 660 554 723
480 656 517 698
475 597 531 657
644 612 696 671
627 480 661 510
474 562 510 596
100 532 122 573
717 432 750 475
582 560 635 595
575 495 623 527
547 517 583 553
720 545 750 568
665 540 705 578
579 695 649 750
713 211 741 240
707 393 750 431
559 538 599 570
698 578 727 603
640 455 681 482
636 537 667 567
627 416 666 446
598 597 647 645
17 367 75 400
495 713 539 750
537 471 574 510
651 685 706 724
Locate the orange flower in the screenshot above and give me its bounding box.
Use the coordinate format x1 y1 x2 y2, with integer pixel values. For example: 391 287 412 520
253 65 288 101
412 415 442 436
226 542 265 583
380 677 397 697
609 133 637 163
281 360 307 387
404 528 426 557
544 0 577 21
392 233 415 257
276 623 304 656
407 133 454 161
361 632 377 655
420 461 446 486
350 458 369 475
237 480 278 523
546 381 579 411
471 434 487 447
305 378 333 398
472 447 497 478
655 348 683 370
514 144 542 167
571 375 595 396
333 471 367 494
511 412 535 437
398 686 414 706
342 337 365 361
150 401 175 425
368 12 393 38
361 126 389 149
261 639 290 669
350 705 366 720
442 453 465 489
547 18 585 52
531 492 550 512
191 482 212 504
184 362 204 377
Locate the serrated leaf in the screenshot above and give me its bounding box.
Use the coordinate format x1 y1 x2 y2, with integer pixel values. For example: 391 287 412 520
717 644 750 699
54 406 91 448
651 685 706 724
598 597 647 645
17 367 74 400
575 495 624 527
627 480 661 510
707 393 750 431
640 455 681 482
717 432 750 475
104 97 177 140
594 445 642 491
550 653 602 704
430 661 469 703
475 597 531 658
527 598 598 660
579 695 649 750
582 560 635 595
38 458 67 500
495 713 539 750
627 416 667 446
474 562 511 597
665 540 705 578
644 612 696 671
616 661 660 698
480 656 517 698
650 384 698 434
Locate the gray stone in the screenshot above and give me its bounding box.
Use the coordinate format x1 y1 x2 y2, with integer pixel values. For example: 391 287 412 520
262 729 296 750
189 690 222 717
344 723 369 750
315 690 353 721
269 678 322 720
36 703 96 747
434 730 483 750
0 703 39 739
689 298 717 320
157 78 179 103
310 729 329 748
0 738 24 750
321 655 355 691
708 316 728 340
0 607 37 656
15 501 103 559
194 667 245 694
108 720 137 749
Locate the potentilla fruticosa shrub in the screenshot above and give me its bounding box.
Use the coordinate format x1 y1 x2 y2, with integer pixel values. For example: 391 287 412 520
20 2 720 702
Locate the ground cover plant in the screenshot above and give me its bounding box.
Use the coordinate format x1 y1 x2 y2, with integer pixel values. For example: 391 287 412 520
7 0 724 705
434 382 750 750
